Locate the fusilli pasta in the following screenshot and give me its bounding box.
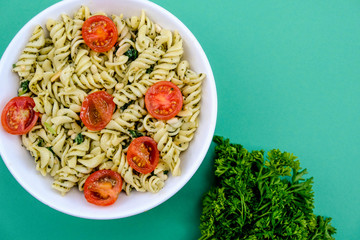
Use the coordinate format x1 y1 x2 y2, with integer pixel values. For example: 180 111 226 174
13 6 205 196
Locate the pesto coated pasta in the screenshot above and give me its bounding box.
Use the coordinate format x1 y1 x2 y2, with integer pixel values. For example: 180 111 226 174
13 6 204 196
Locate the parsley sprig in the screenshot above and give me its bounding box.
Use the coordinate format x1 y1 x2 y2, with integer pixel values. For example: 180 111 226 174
199 136 336 240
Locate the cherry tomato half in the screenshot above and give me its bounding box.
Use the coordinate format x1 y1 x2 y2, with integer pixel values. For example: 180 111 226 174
80 91 115 131
1 96 39 135
82 15 118 52
127 136 159 174
145 81 183 120
84 169 123 206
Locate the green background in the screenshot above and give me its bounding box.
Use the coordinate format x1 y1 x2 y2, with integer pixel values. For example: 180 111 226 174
0 0 359 239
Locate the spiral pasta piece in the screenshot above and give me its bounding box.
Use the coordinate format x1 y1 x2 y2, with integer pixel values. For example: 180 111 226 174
46 19 71 71
125 47 165 83
73 49 92 76
74 5 91 21
152 124 182 176
113 78 157 107
52 164 92 195
150 37 183 81
138 10 157 40
13 25 45 79
22 126 61 177
174 66 204 151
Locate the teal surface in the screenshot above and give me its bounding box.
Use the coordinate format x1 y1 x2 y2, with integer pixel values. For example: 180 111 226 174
0 0 359 239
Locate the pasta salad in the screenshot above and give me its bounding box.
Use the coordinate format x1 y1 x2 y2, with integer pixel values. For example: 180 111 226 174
1 6 204 206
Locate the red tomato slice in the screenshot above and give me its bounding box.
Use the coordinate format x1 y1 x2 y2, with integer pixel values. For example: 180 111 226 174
84 169 123 206
82 15 118 52
127 136 159 174
145 81 183 120
1 96 39 135
80 91 115 131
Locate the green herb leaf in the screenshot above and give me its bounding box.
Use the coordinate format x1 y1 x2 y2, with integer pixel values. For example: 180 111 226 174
129 129 143 138
37 138 45 147
146 65 154 74
12 63 17 69
120 100 135 111
199 136 336 240
124 47 138 61
74 133 84 144
18 80 30 96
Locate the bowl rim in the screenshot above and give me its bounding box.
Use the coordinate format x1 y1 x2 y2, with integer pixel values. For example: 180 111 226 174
0 0 217 219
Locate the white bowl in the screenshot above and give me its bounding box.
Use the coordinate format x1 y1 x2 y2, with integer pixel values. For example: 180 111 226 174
0 0 217 219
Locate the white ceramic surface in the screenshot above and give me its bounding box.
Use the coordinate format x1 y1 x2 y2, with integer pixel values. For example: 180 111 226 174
0 0 217 219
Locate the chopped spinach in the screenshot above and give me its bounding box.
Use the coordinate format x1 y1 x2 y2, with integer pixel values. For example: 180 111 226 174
124 47 138 61
129 129 143 138
74 133 84 144
146 65 154 74
37 138 45 147
18 80 30 96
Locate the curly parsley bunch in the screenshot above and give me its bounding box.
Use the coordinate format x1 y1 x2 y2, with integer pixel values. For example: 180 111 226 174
199 136 336 240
